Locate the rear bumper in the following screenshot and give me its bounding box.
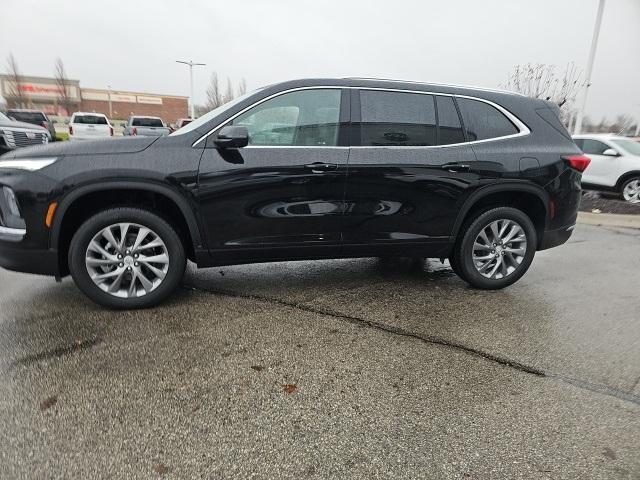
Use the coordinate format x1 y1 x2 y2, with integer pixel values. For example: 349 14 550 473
538 223 575 251
0 241 59 276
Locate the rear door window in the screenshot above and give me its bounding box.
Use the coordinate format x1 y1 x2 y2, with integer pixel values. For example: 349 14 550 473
457 97 518 141
358 90 436 146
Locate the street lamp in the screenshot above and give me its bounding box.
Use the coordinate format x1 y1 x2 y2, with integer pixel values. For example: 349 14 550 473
176 60 206 119
574 0 606 135
107 85 113 119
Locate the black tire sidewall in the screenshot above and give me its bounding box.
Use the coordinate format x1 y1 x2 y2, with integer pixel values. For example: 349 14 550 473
68 208 186 309
455 207 537 290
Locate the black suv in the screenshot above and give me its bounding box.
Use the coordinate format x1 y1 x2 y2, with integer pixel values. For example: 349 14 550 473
0 78 588 309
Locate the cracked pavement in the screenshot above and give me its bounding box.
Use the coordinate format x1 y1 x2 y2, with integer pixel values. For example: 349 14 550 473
0 224 639 478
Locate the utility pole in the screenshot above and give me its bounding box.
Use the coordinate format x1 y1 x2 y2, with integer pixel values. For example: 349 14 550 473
176 60 206 119
574 0 606 135
107 85 113 118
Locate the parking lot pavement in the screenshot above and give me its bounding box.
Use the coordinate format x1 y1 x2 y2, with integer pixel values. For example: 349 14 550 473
0 224 639 479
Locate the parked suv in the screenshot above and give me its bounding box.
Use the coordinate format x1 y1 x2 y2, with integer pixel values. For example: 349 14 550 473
68 112 113 140
123 116 171 137
6 109 57 141
0 78 588 308
573 134 640 203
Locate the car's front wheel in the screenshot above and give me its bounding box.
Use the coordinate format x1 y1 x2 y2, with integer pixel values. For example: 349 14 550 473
621 177 640 204
451 207 537 290
68 207 186 309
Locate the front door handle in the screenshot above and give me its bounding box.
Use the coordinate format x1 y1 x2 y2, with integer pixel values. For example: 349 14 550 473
441 163 471 172
305 162 338 174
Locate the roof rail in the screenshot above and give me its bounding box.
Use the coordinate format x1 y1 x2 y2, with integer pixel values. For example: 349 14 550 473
343 77 526 96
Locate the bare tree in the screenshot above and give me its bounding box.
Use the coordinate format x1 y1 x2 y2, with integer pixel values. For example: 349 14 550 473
5 54 26 108
206 72 223 110
237 78 247 96
54 57 74 116
501 63 584 124
223 77 234 104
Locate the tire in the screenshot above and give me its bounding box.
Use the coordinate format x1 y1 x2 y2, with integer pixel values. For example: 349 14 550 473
452 207 537 290
448 254 462 277
620 177 640 204
68 207 186 309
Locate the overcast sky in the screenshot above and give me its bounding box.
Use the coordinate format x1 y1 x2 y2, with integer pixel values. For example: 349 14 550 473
1 0 638 121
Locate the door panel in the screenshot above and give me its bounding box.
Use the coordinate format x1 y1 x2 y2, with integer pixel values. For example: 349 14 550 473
341 89 481 256
197 88 350 264
578 139 620 187
342 145 478 254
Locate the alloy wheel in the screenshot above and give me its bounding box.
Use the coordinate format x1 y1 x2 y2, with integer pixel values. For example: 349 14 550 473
85 223 170 298
622 179 640 203
472 219 527 279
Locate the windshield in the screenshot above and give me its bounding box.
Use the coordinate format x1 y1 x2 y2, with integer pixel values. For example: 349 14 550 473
612 139 640 156
170 89 260 136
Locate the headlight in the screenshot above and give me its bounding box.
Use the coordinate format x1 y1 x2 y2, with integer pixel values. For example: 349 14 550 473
0 157 58 171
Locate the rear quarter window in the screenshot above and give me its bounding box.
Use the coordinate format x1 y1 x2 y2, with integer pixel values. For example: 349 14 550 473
457 98 518 141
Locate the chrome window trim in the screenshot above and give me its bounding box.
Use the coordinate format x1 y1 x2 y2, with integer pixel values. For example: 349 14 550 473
192 85 530 148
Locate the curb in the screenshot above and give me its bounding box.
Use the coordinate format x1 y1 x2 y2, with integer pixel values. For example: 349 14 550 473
577 211 640 230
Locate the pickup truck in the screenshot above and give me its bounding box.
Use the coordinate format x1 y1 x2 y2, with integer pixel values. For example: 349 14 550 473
6 109 58 141
68 112 113 141
0 111 51 153
123 116 171 137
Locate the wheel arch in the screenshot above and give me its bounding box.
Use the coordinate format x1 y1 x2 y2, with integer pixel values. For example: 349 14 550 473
51 181 204 274
451 183 550 247
615 171 640 191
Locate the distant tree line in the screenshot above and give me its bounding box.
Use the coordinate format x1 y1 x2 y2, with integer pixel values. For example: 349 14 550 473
502 62 638 136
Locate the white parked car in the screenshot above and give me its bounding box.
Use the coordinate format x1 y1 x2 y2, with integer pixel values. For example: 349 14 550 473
68 112 113 141
573 134 640 203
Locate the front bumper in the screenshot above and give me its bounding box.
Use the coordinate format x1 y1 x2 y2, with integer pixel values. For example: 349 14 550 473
0 242 59 276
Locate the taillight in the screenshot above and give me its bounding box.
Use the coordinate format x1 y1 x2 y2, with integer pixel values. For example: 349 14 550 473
563 155 591 173
131 127 137 136
109 126 114 136
69 125 73 135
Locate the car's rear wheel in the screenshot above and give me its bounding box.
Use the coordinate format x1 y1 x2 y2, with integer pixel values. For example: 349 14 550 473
452 207 537 290
68 208 186 309
621 177 640 204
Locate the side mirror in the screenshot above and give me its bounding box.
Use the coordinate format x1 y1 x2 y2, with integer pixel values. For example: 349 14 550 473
214 125 249 148
603 148 619 157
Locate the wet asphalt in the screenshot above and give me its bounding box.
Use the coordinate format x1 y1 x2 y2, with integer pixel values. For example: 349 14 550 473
0 223 639 479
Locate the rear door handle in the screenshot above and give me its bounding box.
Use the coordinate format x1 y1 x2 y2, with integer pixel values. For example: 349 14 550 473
441 163 471 172
305 162 338 173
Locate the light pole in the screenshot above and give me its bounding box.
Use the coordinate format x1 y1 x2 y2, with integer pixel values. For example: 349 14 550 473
574 0 606 135
176 60 206 119
107 85 113 118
